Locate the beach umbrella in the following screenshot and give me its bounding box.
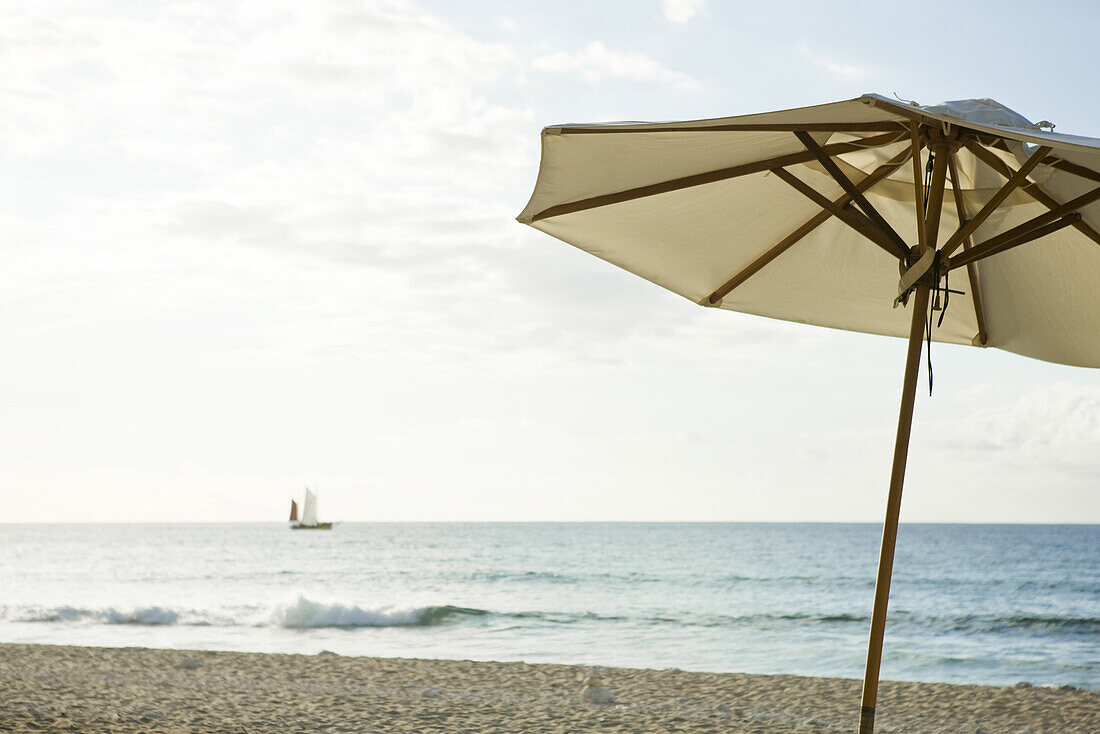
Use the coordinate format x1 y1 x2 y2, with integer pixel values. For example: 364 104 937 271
517 94 1100 733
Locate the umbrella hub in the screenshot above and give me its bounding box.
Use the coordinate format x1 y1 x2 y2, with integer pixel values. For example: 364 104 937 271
896 247 934 305
899 246 963 301
900 246 941 288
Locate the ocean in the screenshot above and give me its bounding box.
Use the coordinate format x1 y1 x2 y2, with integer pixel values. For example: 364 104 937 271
1 522 1096 689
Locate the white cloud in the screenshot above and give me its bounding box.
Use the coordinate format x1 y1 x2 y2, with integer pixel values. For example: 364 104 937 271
531 41 699 90
661 0 705 24
796 45 871 81
0 0 715 379
925 382 1100 476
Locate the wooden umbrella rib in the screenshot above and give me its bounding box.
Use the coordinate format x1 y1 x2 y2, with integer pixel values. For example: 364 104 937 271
920 138 953 251
948 214 1082 270
706 209 835 304
706 147 915 303
957 181 1100 255
939 144 1052 259
966 141 1100 247
947 152 989 345
910 123 926 256
1043 157 1100 184
987 139 1100 184
940 178 1100 267
794 131 910 259
771 167 902 259
529 130 906 222
554 122 907 134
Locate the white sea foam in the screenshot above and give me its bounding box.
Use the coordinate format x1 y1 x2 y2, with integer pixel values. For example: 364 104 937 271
271 596 446 628
5 605 182 625
1 597 477 629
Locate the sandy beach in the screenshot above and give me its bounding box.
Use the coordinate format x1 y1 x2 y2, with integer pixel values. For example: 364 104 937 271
0 643 1095 733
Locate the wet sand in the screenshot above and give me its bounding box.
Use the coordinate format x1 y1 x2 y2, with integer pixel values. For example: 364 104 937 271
0 643 1096 733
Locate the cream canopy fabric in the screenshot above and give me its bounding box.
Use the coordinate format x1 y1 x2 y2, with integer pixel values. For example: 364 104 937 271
518 94 1100 368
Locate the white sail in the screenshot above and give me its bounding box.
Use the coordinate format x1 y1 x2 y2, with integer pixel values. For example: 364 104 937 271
301 489 319 526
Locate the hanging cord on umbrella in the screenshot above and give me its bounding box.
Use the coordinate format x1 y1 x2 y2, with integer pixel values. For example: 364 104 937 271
897 152 965 395
922 152 936 395
922 152 934 213
923 253 964 395
922 152 954 395
926 253 939 396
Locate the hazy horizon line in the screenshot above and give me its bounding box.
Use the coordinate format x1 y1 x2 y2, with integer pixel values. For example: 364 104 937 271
5 520 1098 526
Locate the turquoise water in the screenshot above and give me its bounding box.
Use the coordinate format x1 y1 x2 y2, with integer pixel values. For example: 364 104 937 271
1 523 1096 688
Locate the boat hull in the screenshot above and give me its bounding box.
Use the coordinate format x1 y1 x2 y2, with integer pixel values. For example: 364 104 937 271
290 523 333 530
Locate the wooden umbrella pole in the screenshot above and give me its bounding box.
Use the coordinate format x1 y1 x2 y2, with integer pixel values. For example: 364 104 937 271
857 282 930 734
858 133 951 734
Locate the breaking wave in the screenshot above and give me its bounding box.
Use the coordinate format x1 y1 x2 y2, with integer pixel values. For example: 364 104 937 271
271 596 488 628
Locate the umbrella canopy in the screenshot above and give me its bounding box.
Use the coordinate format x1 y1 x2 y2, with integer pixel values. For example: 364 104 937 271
517 95 1100 733
518 94 1100 368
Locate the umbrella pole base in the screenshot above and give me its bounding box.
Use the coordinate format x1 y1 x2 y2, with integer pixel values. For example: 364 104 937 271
859 706 876 734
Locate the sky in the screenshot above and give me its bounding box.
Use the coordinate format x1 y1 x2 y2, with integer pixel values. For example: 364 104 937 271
2 0 1098 523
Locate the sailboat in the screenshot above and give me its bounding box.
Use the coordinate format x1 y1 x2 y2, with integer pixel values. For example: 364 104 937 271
289 489 333 530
